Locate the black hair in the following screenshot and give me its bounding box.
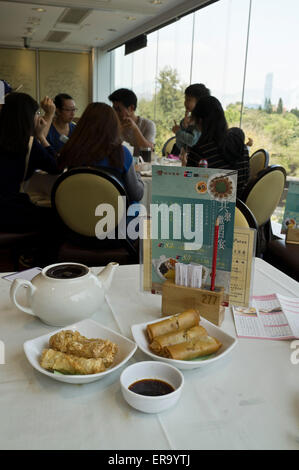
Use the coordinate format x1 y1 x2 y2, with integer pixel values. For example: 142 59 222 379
0 92 38 157
185 83 210 101
108 88 137 110
191 95 228 147
54 93 73 110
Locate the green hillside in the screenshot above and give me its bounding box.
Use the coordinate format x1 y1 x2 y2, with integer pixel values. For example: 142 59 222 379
138 67 299 177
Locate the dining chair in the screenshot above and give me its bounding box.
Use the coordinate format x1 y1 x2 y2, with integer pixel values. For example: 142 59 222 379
234 198 259 256
162 136 177 156
241 165 286 256
249 148 269 179
234 198 258 230
51 167 139 266
264 238 299 281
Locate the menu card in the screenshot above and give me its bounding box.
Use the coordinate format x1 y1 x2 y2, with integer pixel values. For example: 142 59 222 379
229 227 256 307
281 181 299 234
232 294 299 339
150 165 237 295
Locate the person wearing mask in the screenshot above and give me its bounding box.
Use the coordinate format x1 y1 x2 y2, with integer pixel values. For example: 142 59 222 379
108 88 156 157
58 102 144 204
172 83 210 154
186 95 250 198
0 92 60 235
46 93 77 153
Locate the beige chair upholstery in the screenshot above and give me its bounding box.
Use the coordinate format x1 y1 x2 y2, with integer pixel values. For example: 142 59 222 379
243 165 286 227
54 172 125 237
249 149 269 179
241 165 286 256
51 167 138 265
162 136 176 156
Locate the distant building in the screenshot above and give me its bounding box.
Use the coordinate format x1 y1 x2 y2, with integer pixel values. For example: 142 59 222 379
264 73 273 102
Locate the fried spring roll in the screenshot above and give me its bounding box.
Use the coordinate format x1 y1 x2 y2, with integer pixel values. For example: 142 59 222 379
150 325 207 354
40 348 106 375
49 330 118 365
146 310 200 342
162 336 222 360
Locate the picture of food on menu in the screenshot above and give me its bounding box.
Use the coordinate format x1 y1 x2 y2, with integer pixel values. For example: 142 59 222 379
157 257 177 280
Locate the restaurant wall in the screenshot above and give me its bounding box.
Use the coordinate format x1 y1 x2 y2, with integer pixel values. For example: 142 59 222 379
38 50 91 117
0 48 36 98
0 47 91 116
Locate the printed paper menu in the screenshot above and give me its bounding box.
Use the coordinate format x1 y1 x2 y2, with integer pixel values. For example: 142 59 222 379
229 227 256 307
151 165 237 295
232 294 299 339
281 181 299 233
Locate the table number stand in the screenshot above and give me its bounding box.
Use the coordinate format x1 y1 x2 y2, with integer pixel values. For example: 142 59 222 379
161 279 225 326
286 227 299 245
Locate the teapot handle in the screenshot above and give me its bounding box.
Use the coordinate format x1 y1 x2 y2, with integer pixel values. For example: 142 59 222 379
10 279 36 316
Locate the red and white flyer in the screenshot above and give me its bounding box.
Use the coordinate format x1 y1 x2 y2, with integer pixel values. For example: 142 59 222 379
232 294 299 340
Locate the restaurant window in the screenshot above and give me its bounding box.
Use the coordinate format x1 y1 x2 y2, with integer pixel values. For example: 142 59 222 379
113 0 299 184
242 0 299 177
114 45 134 90
128 31 158 127
192 0 249 128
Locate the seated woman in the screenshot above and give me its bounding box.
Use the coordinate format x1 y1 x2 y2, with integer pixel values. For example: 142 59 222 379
0 92 61 263
186 95 249 198
46 93 77 153
58 102 144 204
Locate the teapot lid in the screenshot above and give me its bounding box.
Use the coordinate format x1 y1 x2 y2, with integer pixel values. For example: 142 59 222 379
44 263 89 280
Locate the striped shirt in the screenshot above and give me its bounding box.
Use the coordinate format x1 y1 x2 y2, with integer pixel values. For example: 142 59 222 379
187 139 249 198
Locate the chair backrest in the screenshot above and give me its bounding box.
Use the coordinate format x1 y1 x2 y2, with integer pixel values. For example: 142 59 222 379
162 136 176 156
234 198 258 229
242 165 286 226
51 167 128 239
249 148 269 179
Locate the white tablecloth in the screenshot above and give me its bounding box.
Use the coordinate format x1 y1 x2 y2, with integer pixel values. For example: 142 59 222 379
0 259 298 450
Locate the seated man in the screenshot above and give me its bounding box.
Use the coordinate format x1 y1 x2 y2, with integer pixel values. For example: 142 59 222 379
45 93 77 153
108 88 156 156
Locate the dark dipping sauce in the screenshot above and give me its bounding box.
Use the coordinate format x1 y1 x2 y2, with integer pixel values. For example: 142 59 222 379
129 379 175 396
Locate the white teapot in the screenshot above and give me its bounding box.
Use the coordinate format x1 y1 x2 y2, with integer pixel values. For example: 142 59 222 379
10 262 118 326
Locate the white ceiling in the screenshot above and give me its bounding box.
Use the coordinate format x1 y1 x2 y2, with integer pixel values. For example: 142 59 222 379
0 0 214 52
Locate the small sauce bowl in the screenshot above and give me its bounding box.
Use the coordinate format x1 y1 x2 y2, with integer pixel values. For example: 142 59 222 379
120 361 184 413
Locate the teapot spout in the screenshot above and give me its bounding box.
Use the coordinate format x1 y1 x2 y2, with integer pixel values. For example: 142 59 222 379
97 262 119 292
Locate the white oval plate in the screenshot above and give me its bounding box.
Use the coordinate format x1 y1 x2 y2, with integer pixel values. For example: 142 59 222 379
24 319 137 384
131 316 237 370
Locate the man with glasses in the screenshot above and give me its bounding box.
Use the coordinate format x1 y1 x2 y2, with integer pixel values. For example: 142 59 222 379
45 93 77 153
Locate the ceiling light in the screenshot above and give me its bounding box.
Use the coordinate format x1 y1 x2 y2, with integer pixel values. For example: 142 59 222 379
32 7 46 12
150 0 163 4
27 17 41 24
126 16 137 21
